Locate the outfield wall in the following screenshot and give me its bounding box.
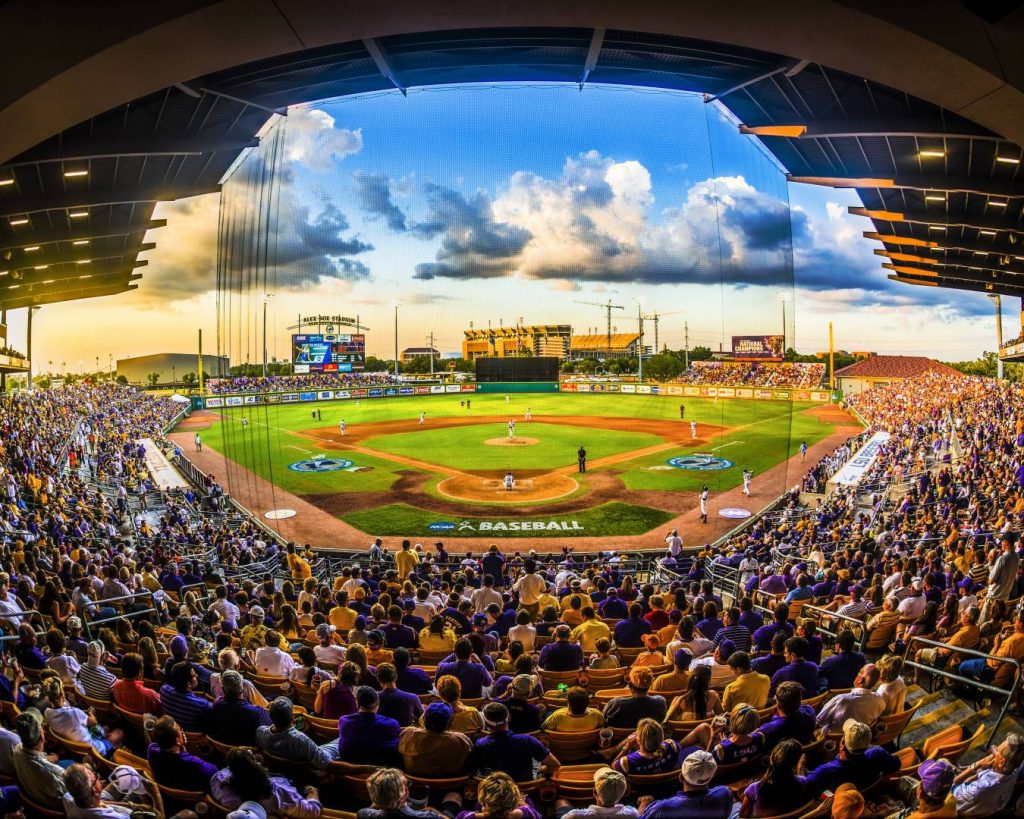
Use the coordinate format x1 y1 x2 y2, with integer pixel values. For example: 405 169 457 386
197 381 834 409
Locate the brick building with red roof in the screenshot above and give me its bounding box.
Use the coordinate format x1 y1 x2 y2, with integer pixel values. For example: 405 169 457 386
834 355 961 396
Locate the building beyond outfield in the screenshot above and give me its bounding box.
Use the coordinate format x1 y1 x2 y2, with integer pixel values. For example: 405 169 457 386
117 353 230 386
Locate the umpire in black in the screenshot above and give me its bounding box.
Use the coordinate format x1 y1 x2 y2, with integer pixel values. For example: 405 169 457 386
577 445 587 473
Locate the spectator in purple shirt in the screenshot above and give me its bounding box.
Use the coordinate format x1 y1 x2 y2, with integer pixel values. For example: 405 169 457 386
380 607 418 650
755 681 816 750
147 715 218 791
394 648 433 695
377 663 423 727
751 632 789 679
696 602 724 641
599 588 629 620
338 687 401 765
539 625 584 671
760 573 789 596
752 603 794 652
614 604 653 648
769 637 819 697
817 629 866 692
738 598 763 633
435 638 492 698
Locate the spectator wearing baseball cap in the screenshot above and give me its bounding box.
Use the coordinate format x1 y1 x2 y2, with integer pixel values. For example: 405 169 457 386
554 766 637 819
603 666 668 728
503 674 543 733
313 622 347 665
632 634 666 668
893 758 956 818
803 719 901 794
397 701 472 778
650 647 693 695
65 616 88 663
690 638 738 689
472 702 560 783
542 686 605 732
636 749 733 819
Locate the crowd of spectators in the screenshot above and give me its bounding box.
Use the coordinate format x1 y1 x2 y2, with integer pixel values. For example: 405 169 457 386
207 373 403 395
677 362 825 388
0 370 1023 818
0 346 26 361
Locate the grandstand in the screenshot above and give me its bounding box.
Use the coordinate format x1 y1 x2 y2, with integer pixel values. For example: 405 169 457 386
4 3 1024 818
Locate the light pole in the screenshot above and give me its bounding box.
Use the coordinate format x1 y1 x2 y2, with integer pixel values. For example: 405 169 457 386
635 300 645 382
393 303 400 378
988 294 1004 379
777 291 791 354
262 293 273 378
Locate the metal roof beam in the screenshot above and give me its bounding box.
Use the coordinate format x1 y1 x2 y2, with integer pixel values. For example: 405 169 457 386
579 28 606 89
878 248 1024 277
0 183 220 219
0 278 140 310
5 135 259 167
5 244 154 271
850 206 1022 234
882 261 1024 290
4 260 147 286
741 118 997 140
178 82 287 115
362 38 407 96
703 60 800 103
0 220 164 253
790 174 1024 199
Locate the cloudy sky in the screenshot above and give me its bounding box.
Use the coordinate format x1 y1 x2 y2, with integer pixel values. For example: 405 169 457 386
11 84 1002 372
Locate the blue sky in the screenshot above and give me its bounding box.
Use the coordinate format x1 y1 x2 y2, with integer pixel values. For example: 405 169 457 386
16 83 1004 368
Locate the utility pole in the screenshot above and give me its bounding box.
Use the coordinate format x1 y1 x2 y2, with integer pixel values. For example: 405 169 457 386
989 294 1004 379
394 304 399 378
828 321 835 390
684 322 689 369
198 329 205 397
637 302 645 382
428 331 435 375
575 299 624 359
781 299 786 353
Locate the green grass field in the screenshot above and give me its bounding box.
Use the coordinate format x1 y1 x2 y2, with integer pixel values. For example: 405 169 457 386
184 392 845 537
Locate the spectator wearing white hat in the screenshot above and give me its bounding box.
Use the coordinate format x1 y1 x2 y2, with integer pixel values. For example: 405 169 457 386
636 749 732 819
554 766 638 819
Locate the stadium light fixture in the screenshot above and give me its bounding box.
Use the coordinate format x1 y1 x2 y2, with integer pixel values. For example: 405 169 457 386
989 201 1008 207
41 279 53 284
996 156 1021 164
0 271 7 277
980 230 997 236
33 265 47 270
9 218 28 225
63 169 88 178
23 246 39 251
925 194 946 202
76 259 90 264
918 150 945 158
0 179 14 186
72 239 89 245
78 274 91 279
68 211 88 218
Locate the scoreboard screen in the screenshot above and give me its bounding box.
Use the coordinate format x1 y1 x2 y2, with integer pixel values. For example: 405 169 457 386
292 333 365 373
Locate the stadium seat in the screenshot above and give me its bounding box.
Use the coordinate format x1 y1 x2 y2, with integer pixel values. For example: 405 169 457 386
920 724 963 760
305 713 341 741
416 649 453 665
543 729 601 761
873 700 922 747
928 723 985 763
539 669 581 690
551 764 603 803
584 667 625 691
19 790 65 818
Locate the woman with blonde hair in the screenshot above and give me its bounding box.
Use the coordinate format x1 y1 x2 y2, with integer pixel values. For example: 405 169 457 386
611 717 684 774
432 674 484 734
454 771 540 819
711 703 764 764
137 636 163 681
210 648 269 706
876 654 907 715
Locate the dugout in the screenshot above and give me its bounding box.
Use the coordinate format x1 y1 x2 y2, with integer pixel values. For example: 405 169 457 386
476 356 559 383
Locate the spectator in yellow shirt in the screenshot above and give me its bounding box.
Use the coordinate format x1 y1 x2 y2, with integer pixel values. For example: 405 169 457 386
328 591 358 631
633 634 667 668
651 648 693 695
542 686 605 731
395 541 419 579
722 651 771 710
571 607 610 653
285 544 312 581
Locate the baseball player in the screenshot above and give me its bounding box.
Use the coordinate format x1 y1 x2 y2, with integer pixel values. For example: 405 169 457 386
419 411 426 425
194 433 202 452
691 420 698 439
241 416 249 428
699 485 709 524
742 468 753 496
503 471 515 491
505 395 510 404
800 441 808 461
525 407 531 421
339 419 346 436
508 419 516 439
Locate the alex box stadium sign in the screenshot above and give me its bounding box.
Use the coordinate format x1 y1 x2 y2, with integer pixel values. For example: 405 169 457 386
429 520 584 532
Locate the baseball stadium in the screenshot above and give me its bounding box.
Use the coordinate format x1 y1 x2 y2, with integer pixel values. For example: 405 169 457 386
3 3 1024 818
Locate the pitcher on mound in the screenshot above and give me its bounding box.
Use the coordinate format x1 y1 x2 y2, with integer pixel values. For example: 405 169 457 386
508 419 516 440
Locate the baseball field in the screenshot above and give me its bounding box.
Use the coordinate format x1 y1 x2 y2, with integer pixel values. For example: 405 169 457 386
172 391 857 544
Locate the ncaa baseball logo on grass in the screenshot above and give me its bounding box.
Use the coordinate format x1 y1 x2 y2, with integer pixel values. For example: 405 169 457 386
429 519 585 531
668 455 733 471
288 458 354 472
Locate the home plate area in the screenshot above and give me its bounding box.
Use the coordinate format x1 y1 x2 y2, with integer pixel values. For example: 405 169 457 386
437 471 579 503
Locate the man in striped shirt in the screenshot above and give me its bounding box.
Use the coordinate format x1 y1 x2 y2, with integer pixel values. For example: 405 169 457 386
713 607 751 654
77 641 116 702
159 662 212 732
836 587 869 620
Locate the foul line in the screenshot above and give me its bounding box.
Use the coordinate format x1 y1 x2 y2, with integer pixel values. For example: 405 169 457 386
711 441 743 451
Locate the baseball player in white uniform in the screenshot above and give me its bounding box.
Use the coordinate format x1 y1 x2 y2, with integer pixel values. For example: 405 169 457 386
699 486 709 523
525 407 531 421
691 420 698 439
508 419 516 439
419 411 425 425
503 471 515 491
338 420 346 436
742 468 753 495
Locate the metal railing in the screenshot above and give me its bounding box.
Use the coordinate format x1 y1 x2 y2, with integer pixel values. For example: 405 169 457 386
706 561 742 605
798 604 867 652
901 635 1022 744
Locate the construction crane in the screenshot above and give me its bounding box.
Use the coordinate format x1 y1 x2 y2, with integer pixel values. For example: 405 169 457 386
640 309 686 353
574 299 624 357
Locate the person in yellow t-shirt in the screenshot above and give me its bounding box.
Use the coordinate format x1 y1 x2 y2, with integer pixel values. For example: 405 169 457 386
571 607 610 653
285 544 312 581
328 591 358 631
721 651 771 710
395 541 420 579
542 686 605 731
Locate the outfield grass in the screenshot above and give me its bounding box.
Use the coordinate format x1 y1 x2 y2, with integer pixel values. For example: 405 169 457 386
360 422 663 471
340 501 675 538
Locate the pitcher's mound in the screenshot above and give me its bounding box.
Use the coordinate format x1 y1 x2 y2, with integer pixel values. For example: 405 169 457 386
485 437 539 446
438 472 578 502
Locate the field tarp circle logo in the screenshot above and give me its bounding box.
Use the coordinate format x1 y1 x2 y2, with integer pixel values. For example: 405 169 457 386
719 507 752 519
288 458 354 472
428 521 456 532
668 455 733 471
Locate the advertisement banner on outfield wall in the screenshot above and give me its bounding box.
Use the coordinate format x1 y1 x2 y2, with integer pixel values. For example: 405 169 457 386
812 391 830 402
294 364 310 374
461 385 475 393
755 390 772 399
368 388 383 398
607 384 620 392
592 384 606 392
300 392 316 401
351 389 367 397
318 391 334 400
665 386 683 395
793 391 810 401
399 387 415 395
718 388 735 397
385 388 399 396
430 386 445 394
560 383 576 392
637 385 653 394
445 385 461 393
336 390 351 399
578 384 591 392
282 393 300 402
773 390 791 400
415 386 431 394
684 387 700 396
736 389 752 398
206 398 225 408
226 396 243 406
265 394 281 404
832 431 891 486
621 385 636 393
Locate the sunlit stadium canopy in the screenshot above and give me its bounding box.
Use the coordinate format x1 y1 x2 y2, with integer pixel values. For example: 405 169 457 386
1 1 1023 310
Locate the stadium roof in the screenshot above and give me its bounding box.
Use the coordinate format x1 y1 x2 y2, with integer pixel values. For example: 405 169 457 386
572 333 641 348
2 2 1023 310
834 355 961 379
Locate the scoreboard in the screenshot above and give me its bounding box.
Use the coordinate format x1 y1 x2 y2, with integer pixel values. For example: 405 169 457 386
292 333 365 373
